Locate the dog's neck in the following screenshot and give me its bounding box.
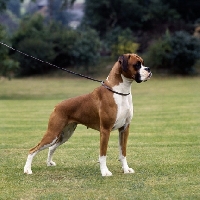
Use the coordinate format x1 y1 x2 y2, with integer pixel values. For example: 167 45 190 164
105 62 133 94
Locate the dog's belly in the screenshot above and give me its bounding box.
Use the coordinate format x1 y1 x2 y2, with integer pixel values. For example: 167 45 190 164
112 94 133 130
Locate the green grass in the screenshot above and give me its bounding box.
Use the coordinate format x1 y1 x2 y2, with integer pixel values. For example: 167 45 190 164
0 76 200 199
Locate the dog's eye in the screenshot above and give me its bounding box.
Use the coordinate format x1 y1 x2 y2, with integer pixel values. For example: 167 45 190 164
133 62 141 70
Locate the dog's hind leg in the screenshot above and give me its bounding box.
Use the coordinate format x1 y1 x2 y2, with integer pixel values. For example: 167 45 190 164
24 122 77 174
23 151 38 174
24 112 68 174
24 133 60 174
46 122 77 167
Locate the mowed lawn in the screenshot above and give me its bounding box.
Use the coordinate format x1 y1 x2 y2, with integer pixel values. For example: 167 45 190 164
0 76 200 199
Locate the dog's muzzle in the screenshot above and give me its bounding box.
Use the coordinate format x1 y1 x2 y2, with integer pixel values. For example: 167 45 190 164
147 72 152 79
143 67 152 82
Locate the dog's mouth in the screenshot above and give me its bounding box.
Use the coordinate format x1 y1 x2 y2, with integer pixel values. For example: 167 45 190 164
143 72 152 82
132 71 152 83
148 72 152 79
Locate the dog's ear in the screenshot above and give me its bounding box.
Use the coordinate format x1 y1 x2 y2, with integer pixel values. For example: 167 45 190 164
118 55 130 72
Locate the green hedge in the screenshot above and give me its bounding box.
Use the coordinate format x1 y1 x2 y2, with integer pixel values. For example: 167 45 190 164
0 25 19 79
145 30 200 75
11 15 101 76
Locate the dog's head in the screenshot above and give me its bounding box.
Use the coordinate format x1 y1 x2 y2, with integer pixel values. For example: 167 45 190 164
118 54 152 83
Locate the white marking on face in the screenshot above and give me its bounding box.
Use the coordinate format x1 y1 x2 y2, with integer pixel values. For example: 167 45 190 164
112 75 133 130
139 64 151 81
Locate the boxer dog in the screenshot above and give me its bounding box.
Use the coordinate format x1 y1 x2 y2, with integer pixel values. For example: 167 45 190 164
24 53 152 176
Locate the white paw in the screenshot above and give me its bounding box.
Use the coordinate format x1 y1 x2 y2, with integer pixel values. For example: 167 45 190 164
99 156 112 176
123 167 135 174
47 161 56 166
101 168 113 176
24 166 32 174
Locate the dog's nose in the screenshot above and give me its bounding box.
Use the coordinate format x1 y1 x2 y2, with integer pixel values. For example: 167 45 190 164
145 67 151 72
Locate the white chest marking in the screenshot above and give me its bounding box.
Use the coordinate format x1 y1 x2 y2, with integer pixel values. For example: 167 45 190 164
112 75 133 130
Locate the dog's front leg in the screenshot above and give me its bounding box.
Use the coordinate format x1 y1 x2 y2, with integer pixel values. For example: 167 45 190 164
119 125 135 174
99 127 112 176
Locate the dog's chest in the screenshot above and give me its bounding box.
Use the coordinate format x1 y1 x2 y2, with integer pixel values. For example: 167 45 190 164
112 93 133 130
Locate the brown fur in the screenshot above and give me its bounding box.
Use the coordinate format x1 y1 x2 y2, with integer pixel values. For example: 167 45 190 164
25 53 151 176
29 54 142 156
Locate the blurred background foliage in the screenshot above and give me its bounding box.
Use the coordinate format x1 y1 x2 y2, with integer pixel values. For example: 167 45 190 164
0 0 200 77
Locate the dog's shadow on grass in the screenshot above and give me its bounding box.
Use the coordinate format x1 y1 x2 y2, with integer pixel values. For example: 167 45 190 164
32 162 127 180
33 163 100 179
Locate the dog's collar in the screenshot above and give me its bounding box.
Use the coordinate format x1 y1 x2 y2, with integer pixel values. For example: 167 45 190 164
101 81 130 96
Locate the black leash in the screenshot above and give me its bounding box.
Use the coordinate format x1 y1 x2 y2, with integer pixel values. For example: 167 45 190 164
0 41 130 96
0 42 102 83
